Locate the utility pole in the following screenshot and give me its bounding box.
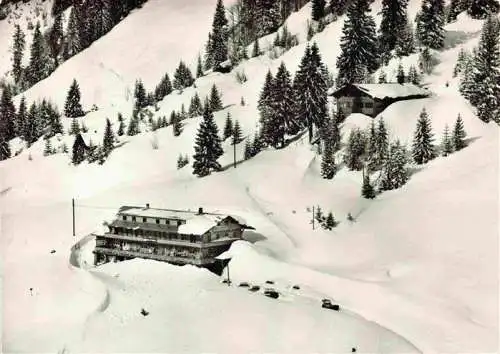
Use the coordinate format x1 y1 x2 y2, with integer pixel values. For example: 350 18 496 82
233 140 236 168
312 205 315 230
226 261 231 286
72 198 75 236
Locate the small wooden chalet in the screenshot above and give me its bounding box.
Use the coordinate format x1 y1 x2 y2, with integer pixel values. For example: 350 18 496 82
93 205 254 269
331 83 431 117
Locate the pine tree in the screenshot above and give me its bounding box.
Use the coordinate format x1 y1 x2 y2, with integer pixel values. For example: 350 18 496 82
441 124 453 156
0 86 16 141
344 128 367 170
52 0 72 16
117 113 125 136
209 0 229 68
69 118 80 135
24 102 41 145
12 24 26 85
196 54 204 78
252 38 261 57
189 92 203 117
232 120 243 145
395 20 416 57
44 101 63 137
467 0 499 19
180 104 187 120
134 79 147 111
173 61 194 91
209 84 223 111
192 105 224 177
380 140 409 190
16 96 27 139
65 79 85 117
177 154 188 169
48 13 64 67
27 22 52 85
256 0 281 36
397 63 405 83
459 49 477 101
64 6 82 59
204 33 214 71
452 114 467 150
336 0 380 85
72 133 87 165
223 113 234 140
375 117 389 168
312 0 326 20
407 65 420 84
321 123 337 179
470 16 500 123
361 174 376 198
324 212 338 230
366 119 378 171
448 0 467 22
43 138 53 156
294 43 328 142
154 73 172 101
258 69 274 143
330 0 350 16
315 206 325 225
244 138 253 159
102 118 115 156
379 0 408 57
172 111 183 136
412 108 436 164
416 0 445 49
127 115 140 136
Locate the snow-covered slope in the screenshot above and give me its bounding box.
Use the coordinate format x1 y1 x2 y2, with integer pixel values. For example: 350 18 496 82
1 0 498 353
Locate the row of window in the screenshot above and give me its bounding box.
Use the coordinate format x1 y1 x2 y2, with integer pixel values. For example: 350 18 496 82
121 214 183 226
110 227 199 242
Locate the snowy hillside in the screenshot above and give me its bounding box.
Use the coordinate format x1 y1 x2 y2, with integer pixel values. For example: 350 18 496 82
1 0 499 353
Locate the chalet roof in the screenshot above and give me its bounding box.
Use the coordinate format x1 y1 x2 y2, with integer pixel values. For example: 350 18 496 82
117 206 254 235
331 83 431 100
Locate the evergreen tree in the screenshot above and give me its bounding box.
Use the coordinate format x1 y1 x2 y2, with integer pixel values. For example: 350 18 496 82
209 84 223 111
256 0 281 36
258 69 274 142
324 212 338 230
380 140 409 190
252 38 261 57
459 49 477 101
315 206 325 225
330 0 350 16
375 117 389 169
127 115 140 136
336 0 380 85
52 0 72 16
416 0 445 49
452 114 467 150
65 79 85 117
48 13 64 67
12 24 26 85
232 120 243 145
192 105 224 177
173 61 194 91
361 174 376 198
378 70 387 83
24 102 41 145
321 127 337 179
441 124 453 156
43 137 53 156
180 104 187 120
16 96 27 139
407 65 420 84
344 128 367 170
70 118 80 135
448 0 467 22
412 108 436 164
72 133 87 165
102 118 115 156
117 113 125 136
209 0 229 68
189 92 203 117
44 101 63 137
470 16 500 123
154 73 172 101
312 0 326 20
294 43 328 142
27 22 52 85
366 119 378 171
0 86 16 141
223 113 234 140
244 138 253 159
196 54 204 78
134 79 147 111
171 111 183 136
467 0 499 19
397 63 405 83
64 6 82 59
378 0 408 57
204 33 214 71
177 154 189 169
395 20 416 57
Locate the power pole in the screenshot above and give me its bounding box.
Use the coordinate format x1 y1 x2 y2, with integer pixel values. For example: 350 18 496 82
312 205 315 230
226 261 231 286
72 198 75 236
233 141 236 168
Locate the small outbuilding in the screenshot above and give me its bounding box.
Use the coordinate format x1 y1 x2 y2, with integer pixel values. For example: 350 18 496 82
330 83 431 117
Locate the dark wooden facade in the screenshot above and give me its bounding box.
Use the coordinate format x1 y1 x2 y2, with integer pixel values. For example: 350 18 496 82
93 207 253 268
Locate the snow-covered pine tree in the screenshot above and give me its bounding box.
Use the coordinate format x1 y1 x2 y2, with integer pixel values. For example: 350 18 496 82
256 0 281 36
415 0 445 49
134 79 147 111
204 33 214 71
378 0 408 58
24 102 41 145
395 20 416 57
336 0 380 85
70 118 80 135
52 0 72 16
375 117 389 168
344 128 367 170
294 43 328 142
315 205 325 225
267 61 298 148
412 108 436 164
63 6 82 60
102 118 115 156
173 61 194 91
127 115 140 136
324 212 338 230
209 0 229 68
467 0 500 19
172 111 183 136
447 0 468 22
366 119 378 171
397 62 405 83
223 113 233 140
258 69 274 145
252 38 261 57
209 84 223 112
378 70 388 83
154 73 172 101
16 96 27 139
470 16 500 123
12 24 26 85
321 123 337 179
330 0 349 16
0 86 17 141
72 133 87 165
27 22 53 85
48 13 64 67
380 140 409 190
453 48 468 77
361 173 376 198
244 138 253 160
196 54 204 78
312 0 326 20
43 137 53 156
232 120 243 145
441 123 453 156
117 113 125 136
192 105 224 177
65 79 85 118
180 104 187 120
44 101 63 137
452 114 467 150
189 92 203 117
407 65 420 84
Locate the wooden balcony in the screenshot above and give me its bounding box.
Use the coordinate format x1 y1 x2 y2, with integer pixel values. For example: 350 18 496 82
93 247 214 266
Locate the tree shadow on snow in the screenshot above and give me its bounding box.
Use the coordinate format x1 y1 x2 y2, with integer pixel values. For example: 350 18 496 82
243 230 267 243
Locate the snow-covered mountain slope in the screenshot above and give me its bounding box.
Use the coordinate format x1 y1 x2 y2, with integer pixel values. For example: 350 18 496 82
1 0 498 353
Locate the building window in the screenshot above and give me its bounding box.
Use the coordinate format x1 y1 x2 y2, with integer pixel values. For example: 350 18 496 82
132 216 136 222
122 215 127 221
364 101 374 108
156 219 160 224
142 217 147 223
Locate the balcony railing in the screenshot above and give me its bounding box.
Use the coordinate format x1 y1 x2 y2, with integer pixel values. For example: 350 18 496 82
94 247 214 266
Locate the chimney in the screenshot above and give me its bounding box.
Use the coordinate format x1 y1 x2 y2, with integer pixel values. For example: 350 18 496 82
198 207 204 215
146 203 150 209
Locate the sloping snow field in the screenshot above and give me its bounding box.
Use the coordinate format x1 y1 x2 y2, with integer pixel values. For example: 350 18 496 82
0 0 498 353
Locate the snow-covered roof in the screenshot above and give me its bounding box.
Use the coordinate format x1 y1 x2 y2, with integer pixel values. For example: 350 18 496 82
332 83 431 100
117 206 253 235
